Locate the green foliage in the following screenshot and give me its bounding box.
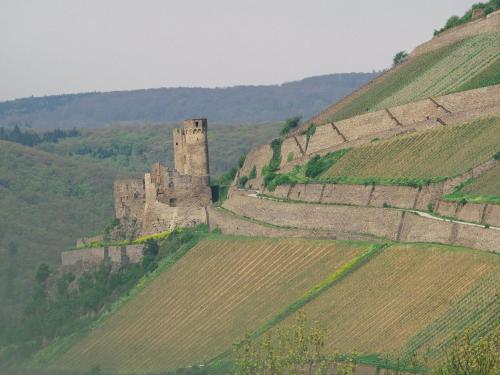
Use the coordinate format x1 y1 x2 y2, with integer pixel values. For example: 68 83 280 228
280 116 301 136
264 149 350 191
287 152 294 162
234 313 357 375
261 138 283 189
0 125 80 147
434 325 500 375
0 226 207 369
35 264 51 284
249 165 257 180
434 0 499 35
238 176 249 189
238 155 246 169
393 51 409 65
304 123 317 151
494 150 500 160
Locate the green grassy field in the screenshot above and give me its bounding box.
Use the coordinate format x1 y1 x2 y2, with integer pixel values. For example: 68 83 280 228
37 237 500 372
321 116 500 184
326 32 500 123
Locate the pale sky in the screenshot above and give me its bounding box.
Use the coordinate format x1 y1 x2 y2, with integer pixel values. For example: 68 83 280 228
0 0 478 101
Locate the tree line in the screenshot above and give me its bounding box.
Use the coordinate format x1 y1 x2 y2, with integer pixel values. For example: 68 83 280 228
0 125 80 147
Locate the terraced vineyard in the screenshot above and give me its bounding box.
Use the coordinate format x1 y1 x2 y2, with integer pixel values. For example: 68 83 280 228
327 32 500 123
276 243 500 364
51 236 370 373
446 162 500 204
322 116 500 183
374 32 500 110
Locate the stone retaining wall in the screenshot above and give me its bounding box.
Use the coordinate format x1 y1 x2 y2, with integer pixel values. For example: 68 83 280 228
411 11 500 57
61 244 144 267
207 207 380 242
436 201 500 227
221 193 500 252
223 193 402 240
239 85 500 190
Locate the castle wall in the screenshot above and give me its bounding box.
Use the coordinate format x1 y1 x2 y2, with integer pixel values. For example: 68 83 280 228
76 234 105 248
61 245 145 267
61 248 107 266
411 11 500 57
114 179 145 220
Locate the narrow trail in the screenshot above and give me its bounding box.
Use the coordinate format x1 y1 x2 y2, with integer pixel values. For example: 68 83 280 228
244 190 500 232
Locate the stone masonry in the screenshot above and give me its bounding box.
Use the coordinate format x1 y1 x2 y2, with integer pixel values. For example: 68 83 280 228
114 119 212 236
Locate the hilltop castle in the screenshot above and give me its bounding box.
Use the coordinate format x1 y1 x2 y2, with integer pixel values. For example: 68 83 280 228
113 119 212 237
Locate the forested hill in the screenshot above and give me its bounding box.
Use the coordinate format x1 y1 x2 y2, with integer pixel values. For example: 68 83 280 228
0 72 378 129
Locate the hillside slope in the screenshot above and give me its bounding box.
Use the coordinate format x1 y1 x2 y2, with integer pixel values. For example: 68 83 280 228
0 141 120 305
305 30 499 126
43 236 500 372
0 73 377 129
49 236 370 372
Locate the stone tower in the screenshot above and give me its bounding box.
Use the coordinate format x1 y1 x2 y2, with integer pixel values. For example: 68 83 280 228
173 118 210 178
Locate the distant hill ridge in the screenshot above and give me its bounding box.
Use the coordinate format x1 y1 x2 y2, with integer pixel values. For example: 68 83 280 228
0 73 377 129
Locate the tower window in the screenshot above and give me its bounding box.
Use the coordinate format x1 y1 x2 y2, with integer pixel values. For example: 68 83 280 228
169 198 177 207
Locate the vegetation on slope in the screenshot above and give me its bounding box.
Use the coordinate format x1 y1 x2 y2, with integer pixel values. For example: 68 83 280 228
1 226 205 370
0 141 119 309
37 122 281 176
50 236 369 373
276 243 500 367
325 32 499 123
456 57 500 92
434 0 500 35
321 116 500 185
444 162 500 204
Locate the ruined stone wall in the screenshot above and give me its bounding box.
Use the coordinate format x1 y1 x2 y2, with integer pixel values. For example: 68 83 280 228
173 119 210 177
411 11 500 57
61 244 145 267
61 248 107 266
114 179 145 220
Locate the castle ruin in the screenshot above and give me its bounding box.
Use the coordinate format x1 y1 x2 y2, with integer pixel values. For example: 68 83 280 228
114 119 212 237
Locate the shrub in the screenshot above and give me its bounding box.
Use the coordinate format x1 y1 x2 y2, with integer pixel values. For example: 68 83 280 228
249 165 257 180
35 263 51 284
280 116 301 136
304 123 316 150
435 325 500 375
427 203 434 212
287 152 294 162
494 151 500 160
238 175 249 188
393 51 409 65
237 155 246 169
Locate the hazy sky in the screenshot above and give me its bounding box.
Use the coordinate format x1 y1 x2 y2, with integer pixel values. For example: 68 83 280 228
1 0 478 101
